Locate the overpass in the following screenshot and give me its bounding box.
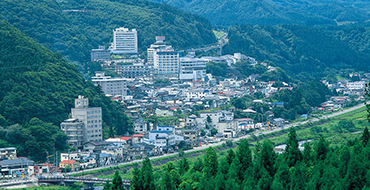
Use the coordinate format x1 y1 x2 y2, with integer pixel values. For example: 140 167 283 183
38 176 130 190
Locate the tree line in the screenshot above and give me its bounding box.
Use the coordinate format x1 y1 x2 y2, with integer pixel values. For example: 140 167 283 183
103 127 370 190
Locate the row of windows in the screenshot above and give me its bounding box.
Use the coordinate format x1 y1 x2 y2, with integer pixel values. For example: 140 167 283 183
87 120 101 124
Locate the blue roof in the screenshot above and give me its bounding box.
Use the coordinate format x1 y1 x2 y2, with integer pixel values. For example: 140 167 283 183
99 153 112 158
157 125 175 128
151 131 173 133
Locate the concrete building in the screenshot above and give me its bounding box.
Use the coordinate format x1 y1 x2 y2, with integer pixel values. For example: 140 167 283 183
0 158 34 176
0 147 17 161
91 46 110 62
119 63 154 78
60 118 84 149
147 36 167 64
147 36 179 78
179 57 207 81
91 72 127 97
112 27 138 54
71 96 103 142
134 118 148 134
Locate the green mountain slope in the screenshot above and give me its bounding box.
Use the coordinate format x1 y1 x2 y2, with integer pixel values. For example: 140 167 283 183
223 24 370 80
0 20 131 161
0 0 216 62
149 0 370 26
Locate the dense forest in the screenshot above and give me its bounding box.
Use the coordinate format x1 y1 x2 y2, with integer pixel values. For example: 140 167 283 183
223 24 370 80
0 0 216 62
149 0 370 26
0 20 131 162
107 128 370 190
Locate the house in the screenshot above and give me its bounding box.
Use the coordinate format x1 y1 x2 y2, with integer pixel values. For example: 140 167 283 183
217 120 238 138
235 118 255 130
155 108 174 117
272 118 285 128
183 130 200 143
156 125 175 132
134 118 148 133
59 160 80 171
83 141 113 153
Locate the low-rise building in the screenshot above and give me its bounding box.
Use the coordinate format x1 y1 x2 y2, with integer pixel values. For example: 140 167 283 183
92 72 127 98
0 157 34 176
0 147 17 161
91 46 110 62
59 160 80 172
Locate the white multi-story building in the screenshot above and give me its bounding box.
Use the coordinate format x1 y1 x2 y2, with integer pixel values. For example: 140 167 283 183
91 72 127 97
347 81 366 90
179 57 207 81
147 36 179 78
112 27 138 54
71 96 103 142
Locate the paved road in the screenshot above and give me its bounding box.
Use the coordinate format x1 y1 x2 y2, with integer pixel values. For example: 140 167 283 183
69 103 367 176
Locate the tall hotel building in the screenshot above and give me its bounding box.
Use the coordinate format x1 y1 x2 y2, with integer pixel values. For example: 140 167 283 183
112 27 138 54
147 36 179 78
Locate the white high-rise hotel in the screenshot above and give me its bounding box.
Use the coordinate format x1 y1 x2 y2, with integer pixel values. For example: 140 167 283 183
112 27 138 54
147 36 179 78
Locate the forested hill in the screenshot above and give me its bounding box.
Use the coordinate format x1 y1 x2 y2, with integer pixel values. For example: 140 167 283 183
0 0 216 62
149 0 370 26
223 24 370 80
0 20 131 161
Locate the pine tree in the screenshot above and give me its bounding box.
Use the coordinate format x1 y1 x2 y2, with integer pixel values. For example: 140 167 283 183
339 146 350 178
257 140 276 177
160 169 172 190
226 148 235 166
257 168 272 190
344 151 367 189
315 136 328 161
170 170 181 189
237 139 252 174
130 167 143 190
302 142 312 166
306 161 323 190
285 128 302 167
141 157 155 190
273 161 290 189
192 157 204 172
361 127 370 146
215 169 226 190
112 171 124 190
290 162 306 190
179 157 190 175
226 159 241 190
204 147 218 176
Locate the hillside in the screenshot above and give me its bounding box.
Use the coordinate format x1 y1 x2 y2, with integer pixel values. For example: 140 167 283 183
0 0 216 62
222 24 370 80
0 20 131 161
149 0 370 26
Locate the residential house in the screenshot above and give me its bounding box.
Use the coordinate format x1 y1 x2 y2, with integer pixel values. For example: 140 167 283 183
59 160 80 172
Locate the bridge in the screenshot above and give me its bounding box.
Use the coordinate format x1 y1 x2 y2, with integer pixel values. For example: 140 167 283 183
38 176 130 190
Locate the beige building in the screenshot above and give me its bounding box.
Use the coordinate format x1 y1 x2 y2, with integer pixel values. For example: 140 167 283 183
71 96 102 142
60 118 84 148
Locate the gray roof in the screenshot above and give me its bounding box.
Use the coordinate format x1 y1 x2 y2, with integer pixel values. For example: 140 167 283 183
0 157 34 166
